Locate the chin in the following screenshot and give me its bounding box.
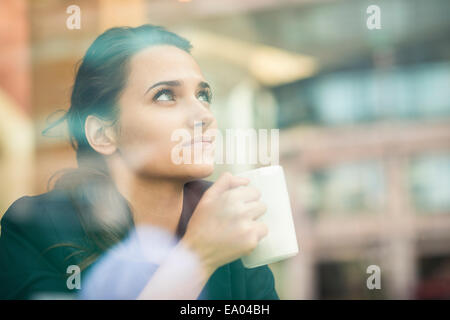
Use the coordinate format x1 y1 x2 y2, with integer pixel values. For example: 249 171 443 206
182 162 215 180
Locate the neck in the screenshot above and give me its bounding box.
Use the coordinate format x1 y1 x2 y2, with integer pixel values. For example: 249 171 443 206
108 158 185 236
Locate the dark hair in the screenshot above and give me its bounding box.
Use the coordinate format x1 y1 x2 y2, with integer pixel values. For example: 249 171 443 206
43 24 192 271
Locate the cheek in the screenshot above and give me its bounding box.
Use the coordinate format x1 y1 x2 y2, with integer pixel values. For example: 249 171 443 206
117 110 185 170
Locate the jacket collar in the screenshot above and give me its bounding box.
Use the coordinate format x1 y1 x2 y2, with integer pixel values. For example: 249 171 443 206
175 179 233 299
175 179 213 240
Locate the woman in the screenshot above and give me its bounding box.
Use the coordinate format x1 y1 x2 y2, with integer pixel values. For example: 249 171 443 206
0 24 278 300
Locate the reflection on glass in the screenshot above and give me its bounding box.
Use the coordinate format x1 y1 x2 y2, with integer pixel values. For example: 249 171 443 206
410 153 450 214
304 161 385 218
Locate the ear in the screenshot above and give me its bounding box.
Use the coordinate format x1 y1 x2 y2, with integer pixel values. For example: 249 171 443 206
85 115 117 156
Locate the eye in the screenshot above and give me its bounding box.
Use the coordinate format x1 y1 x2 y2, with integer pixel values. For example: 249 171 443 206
197 89 212 103
153 89 175 101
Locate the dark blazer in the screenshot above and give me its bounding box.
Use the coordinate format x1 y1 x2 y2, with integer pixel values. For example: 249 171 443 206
0 179 279 300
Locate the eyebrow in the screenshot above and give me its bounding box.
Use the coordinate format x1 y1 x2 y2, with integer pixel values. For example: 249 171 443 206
144 80 211 96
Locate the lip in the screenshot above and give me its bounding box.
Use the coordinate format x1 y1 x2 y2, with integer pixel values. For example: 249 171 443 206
182 136 215 147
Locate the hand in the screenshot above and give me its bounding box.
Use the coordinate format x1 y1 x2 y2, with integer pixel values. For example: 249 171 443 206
181 172 269 274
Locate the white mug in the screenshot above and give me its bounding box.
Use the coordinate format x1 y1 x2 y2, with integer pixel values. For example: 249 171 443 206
236 165 299 268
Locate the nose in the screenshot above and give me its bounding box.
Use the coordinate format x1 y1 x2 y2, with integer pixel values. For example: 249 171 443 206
188 105 215 131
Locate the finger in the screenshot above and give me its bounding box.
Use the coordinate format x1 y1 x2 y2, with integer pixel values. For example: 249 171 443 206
254 222 269 241
242 201 267 220
229 176 251 189
206 172 249 198
225 185 261 204
242 186 262 203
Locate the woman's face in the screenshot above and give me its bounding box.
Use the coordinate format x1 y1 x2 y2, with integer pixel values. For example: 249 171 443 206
114 45 217 181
